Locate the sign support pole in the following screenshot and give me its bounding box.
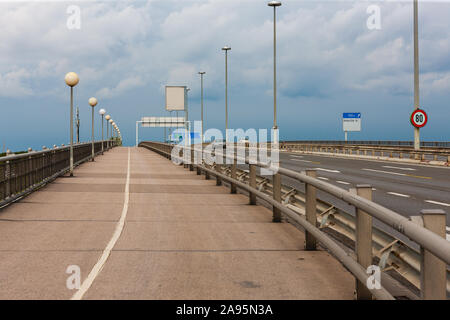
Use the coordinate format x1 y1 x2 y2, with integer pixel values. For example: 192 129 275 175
413 0 420 151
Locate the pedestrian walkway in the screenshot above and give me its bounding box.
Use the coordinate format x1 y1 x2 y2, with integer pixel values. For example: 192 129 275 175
0 147 354 299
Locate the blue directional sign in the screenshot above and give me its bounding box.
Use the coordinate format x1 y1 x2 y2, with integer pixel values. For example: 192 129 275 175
343 113 361 119
343 113 362 132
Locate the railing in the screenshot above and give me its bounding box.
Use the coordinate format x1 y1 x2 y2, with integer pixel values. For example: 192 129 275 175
282 140 450 148
140 141 450 300
0 141 117 208
281 142 450 163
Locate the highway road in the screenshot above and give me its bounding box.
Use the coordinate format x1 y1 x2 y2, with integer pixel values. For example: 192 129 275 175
278 151 450 240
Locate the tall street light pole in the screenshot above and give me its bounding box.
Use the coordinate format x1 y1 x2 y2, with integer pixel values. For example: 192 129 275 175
99 109 106 154
105 115 111 149
268 1 281 144
222 46 231 143
65 72 79 177
76 107 80 144
89 97 98 161
413 0 420 151
199 72 206 143
109 119 114 145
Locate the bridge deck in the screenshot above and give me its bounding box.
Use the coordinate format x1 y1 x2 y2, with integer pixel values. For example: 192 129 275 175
0 147 354 300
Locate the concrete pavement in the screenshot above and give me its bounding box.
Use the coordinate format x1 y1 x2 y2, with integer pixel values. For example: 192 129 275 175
0 147 354 300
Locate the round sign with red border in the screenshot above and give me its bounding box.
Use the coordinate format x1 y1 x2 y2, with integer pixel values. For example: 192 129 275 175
411 109 428 128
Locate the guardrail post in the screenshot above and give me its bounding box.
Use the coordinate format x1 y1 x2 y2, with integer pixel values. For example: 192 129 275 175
272 172 282 222
249 164 256 205
196 147 202 175
420 209 447 300
305 170 317 250
190 148 194 171
231 154 237 194
353 185 373 300
5 160 11 198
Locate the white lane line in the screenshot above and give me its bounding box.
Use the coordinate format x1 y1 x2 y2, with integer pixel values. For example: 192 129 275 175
425 200 450 207
362 168 431 180
382 166 416 171
315 168 341 173
72 148 131 300
290 155 304 159
291 159 312 163
363 168 407 177
387 192 410 198
336 181 351 185
318 177 329 181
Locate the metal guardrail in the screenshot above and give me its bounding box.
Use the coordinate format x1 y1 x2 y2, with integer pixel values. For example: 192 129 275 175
281 142 450 163
282 140 450 148
140 141 450 300
0 141 117 208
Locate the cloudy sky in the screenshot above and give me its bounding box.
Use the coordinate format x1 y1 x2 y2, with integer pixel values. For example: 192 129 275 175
0 0 449 150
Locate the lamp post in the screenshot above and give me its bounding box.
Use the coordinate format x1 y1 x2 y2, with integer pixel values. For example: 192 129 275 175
199 72 206 143
89 97 98 161
76 107 80 144
268 1 281 144
222 46 231 143
110 120 114 145
413 0 420 151
99 109 106 154
105 115 111 149
65 72 79 177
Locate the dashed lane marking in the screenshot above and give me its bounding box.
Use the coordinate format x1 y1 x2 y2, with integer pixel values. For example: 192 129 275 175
362 168 432 180
382 166 416 171
387 192 410 198
336 181 351 185
315 168 341 173
424 200 450 207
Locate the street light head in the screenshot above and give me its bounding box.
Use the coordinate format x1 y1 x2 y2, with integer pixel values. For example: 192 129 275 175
109 120 113 124
65 72 79 87
222 46 231 51
89 97 98 107
105 115 111 121
199 71 206 75
268 1 282 7
99 109 106 115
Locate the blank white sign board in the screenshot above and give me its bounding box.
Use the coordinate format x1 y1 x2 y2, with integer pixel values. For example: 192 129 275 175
165 86 186 111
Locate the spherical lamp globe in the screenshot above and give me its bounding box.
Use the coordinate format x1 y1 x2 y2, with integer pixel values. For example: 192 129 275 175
89 97 98 107
65 72 79 87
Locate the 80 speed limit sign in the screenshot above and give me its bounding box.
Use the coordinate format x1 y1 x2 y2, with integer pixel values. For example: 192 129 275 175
411 109 428 128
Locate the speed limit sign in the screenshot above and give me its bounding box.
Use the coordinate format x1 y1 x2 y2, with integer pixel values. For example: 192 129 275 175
411 109 428 128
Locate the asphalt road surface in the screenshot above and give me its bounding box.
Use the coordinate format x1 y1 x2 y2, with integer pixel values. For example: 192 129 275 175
278 151 450 240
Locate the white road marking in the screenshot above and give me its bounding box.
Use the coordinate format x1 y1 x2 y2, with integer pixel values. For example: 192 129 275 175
362 168 431 180
372 188 377 191
318 177 329 181
363 168 407 177
72 148 131 300
336 181 351 185
387 192 410 198
291 159 312 163
315 168 341 173
382 166 416 171
290 155 304 159
425 200 450 207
